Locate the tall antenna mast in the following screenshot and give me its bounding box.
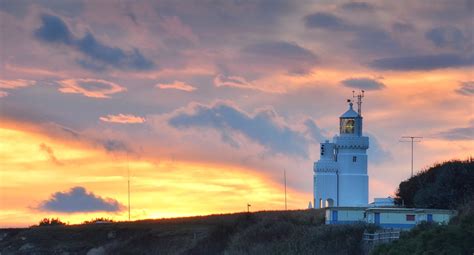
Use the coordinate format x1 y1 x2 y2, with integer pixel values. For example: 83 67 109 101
352 90 365 115
400 136 423 177
284 169 287 211
127 153 131 221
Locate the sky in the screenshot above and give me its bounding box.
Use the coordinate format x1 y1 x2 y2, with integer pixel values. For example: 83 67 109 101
0 0 473 227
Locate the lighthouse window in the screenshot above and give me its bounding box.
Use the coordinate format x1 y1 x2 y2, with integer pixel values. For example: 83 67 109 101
340 119 355 134
353 156 357 162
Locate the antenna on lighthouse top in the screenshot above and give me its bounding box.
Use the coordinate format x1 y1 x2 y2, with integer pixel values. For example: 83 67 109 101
353 90 364 115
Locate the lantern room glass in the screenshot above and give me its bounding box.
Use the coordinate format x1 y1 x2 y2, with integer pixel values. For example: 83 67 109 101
340 118 355 134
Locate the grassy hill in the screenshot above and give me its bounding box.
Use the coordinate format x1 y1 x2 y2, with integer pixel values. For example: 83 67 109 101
0 209 373 255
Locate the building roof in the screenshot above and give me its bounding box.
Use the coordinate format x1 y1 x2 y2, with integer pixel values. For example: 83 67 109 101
325 206 457 214
340 103 359 118
365 207 456 214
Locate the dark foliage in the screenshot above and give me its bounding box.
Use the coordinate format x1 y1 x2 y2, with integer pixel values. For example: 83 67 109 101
38 218 66 227
82 217 114 224
395 159 474 209
371 206 474 255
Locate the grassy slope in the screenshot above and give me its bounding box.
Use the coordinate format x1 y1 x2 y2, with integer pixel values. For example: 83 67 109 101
0 209 370 255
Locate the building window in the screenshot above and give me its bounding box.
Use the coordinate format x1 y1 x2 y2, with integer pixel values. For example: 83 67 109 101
406 214 415 221
353 156 357 162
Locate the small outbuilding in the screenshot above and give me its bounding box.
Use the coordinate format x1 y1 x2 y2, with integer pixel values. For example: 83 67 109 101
325 207 366 224
325 207 456 229
364 207 456 229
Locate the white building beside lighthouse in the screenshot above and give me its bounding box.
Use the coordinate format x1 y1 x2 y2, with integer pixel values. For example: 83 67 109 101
314 92 369 208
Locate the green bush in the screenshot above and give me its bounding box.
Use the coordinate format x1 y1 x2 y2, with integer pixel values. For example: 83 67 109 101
395 159 474 209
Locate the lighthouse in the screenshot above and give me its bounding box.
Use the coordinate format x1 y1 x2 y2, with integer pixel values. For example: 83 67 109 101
314 91 369 208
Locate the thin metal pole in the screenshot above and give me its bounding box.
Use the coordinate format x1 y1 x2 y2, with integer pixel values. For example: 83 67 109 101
127 154 131 221
411 138 414 177
400 136 422 178
284 169 287 211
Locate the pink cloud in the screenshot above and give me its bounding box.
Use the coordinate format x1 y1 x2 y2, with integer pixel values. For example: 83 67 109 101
160 16 198 44
0 79 36 89
58 79 126 98
0 79 36 98
156 81 197 92
100 114 145 124
213 74 256 90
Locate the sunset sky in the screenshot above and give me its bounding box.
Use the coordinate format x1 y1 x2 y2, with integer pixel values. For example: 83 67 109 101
0 0 473 227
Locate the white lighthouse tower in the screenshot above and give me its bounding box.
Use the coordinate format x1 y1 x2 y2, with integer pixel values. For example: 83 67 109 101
314 91 369 208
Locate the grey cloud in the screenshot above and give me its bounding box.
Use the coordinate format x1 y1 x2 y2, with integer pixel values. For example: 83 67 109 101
0 0 83 17
304 12 402 54
341 78 386 90
155 0 293 36
34 14 154 71
434 125 474 140
304 119 325 143
392 22 415 33
304 12 351 30
102 139 131 153
425 26 471 51
370 54 474 71
38 187 124 213
168 102 312 158
34 14 73 44
367 133 392 164
456 81 474 96
340 2 375 12
241 41 318 74
350 28 401 54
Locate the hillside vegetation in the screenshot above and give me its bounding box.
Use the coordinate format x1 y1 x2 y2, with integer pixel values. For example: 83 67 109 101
395 159 474 209
0 210 374 255
372 159 474 254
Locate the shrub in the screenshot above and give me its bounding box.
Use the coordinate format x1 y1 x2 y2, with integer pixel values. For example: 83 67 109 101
38 218 66 226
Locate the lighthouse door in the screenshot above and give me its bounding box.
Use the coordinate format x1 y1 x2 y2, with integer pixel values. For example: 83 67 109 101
374 212 380 225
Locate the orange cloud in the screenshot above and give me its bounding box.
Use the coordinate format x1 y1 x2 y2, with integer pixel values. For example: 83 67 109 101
156 81 196 92
0 124 308 227
58 79 126 98
100 114 146 124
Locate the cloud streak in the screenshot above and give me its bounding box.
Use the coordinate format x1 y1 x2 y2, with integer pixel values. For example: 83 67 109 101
58 79 126 98
341 78 386 90
369 54 474 71
241 41 318 74
37 186 124 213
39 143 62 165
213 74 256 90
100 114 146 124
433 125 474 141
0 79 36 97
156 81 196 92
455 81 474 96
